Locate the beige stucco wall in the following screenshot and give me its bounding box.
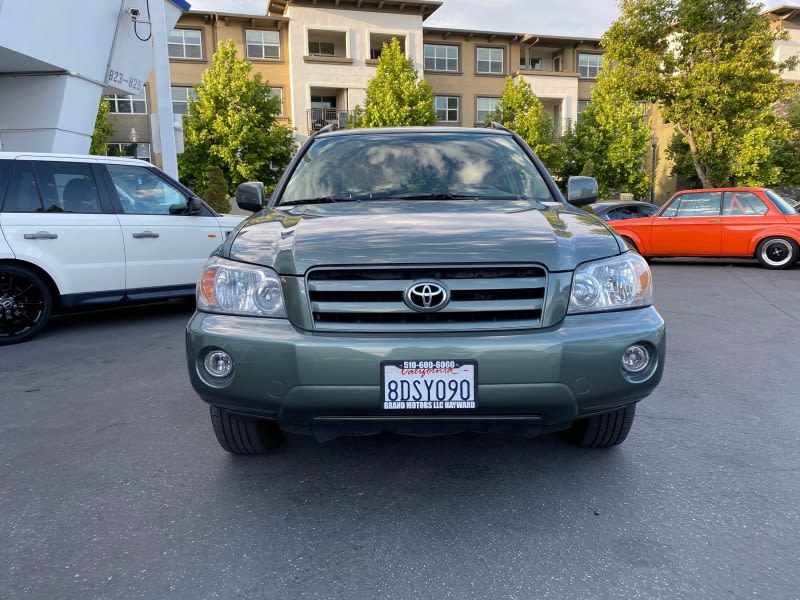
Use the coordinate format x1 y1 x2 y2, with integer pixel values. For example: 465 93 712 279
286 5 426 135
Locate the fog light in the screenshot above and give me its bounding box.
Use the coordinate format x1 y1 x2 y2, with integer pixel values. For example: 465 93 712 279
622 344 650 373
204 350 234 378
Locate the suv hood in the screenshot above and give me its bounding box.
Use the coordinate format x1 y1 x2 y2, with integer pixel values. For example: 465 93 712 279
225 201 621 274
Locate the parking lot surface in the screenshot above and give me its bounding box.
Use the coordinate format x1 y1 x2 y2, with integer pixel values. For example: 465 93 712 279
2 260 800 600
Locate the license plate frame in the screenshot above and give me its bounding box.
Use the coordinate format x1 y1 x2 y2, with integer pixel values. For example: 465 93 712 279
380 360 477 411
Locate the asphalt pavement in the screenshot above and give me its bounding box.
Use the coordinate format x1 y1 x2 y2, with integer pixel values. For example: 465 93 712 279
2 259 800 600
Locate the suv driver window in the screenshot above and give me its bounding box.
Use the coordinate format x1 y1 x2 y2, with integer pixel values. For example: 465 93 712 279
107 164 187 215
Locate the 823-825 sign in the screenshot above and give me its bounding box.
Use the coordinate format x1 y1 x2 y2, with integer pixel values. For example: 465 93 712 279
381 360 477 410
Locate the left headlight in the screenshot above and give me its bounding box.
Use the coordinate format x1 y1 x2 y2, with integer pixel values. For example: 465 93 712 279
197 256 287 318
568 253 653 314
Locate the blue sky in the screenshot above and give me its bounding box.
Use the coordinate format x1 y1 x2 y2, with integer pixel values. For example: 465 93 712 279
185 0 789 38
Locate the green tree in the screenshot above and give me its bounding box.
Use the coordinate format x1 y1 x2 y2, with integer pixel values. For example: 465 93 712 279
602 0 796 187
89 97 114 156
179 40 294 195
486 77 556 167
203 165 230 214
357 38 436 127
560 68 651 199
767 90 800 186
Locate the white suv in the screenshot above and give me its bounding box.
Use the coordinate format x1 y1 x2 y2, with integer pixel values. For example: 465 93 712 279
0 152 248 344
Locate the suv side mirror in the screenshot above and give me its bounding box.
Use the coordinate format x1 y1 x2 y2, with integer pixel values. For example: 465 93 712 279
187 196 202 214
567 176 599 206
236 182 266 212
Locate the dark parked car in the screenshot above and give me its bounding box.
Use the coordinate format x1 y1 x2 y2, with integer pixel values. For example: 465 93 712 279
585 200 661 221
185 125 666 455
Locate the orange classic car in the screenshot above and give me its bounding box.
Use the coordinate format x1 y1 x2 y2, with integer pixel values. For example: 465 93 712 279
606 187 800 269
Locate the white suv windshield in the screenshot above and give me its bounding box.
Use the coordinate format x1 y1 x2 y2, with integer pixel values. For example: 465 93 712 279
279 132 556 204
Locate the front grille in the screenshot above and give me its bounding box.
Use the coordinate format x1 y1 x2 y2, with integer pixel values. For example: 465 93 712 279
307 265 547 332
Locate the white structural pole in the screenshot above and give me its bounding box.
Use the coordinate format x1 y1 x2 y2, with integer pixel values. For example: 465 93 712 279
149 0 179 179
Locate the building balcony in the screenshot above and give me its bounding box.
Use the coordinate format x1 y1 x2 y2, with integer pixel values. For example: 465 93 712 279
307 108 351 132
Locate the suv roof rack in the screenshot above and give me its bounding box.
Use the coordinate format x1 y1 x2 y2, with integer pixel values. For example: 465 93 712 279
313 123 339 136
484 121 510 132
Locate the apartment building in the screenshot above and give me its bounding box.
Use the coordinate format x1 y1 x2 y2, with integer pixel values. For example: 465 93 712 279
766 4 800 82
106 0 604 168
106 9 291 160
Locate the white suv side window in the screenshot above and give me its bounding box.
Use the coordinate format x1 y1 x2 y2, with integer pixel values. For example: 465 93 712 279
107 164 186 215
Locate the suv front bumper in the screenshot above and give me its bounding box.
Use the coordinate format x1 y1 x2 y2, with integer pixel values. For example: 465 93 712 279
186 307 665 438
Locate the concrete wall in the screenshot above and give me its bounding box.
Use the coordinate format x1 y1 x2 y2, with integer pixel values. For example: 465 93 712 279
0 0 184 153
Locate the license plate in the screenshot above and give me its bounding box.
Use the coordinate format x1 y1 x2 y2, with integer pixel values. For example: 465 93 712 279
381 360 477 410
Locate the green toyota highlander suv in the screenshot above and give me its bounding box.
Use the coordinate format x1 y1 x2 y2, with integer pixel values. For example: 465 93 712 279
185 125 665 454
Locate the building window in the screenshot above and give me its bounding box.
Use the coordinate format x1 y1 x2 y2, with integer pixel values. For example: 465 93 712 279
424 43 458 72
309 41 335 55
308 30 347 57
578 53 603 78
553 56 561 72
476 47 504 74
476 97 501 123
520 52 542 71
105 87 147 114
370 34 405 60
246 30 280 60
577 99 591 123
269 88 284 116
171 86 198 115
168 29 202 59
105 142 152 162
435 96 459 122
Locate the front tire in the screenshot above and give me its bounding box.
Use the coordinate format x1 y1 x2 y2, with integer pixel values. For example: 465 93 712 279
756 237 797 270
0 265 53 345
210 406 285 455
566 404 636 448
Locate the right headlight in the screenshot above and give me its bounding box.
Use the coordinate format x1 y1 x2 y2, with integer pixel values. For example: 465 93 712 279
568 253 653 314
197 256 287 318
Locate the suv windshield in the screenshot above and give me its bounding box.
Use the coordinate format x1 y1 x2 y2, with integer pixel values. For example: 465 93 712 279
278 132 556 205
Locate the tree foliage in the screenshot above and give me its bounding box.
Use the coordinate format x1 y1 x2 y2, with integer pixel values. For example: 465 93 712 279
763 90 800 186
560 68 651 198
486 77 557 167
89 98 114 156
178 40 295 195
356 38 436 127
202 165 230 214
602 0 796 187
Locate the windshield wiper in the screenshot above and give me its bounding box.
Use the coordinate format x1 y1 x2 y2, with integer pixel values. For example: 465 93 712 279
279 195 362 206
391 193 484 200
392 192 535 201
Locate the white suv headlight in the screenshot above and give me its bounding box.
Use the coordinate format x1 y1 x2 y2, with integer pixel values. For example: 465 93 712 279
568 253 653 314
197 257 287 318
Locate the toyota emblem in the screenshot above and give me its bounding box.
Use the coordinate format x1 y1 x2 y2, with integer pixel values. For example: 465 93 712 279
404 281 450 312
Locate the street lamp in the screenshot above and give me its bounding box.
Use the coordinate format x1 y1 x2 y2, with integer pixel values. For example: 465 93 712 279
650 133 658 204
128 127 139 159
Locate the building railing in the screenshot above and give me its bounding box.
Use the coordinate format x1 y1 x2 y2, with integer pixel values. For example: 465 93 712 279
554 118 573 138
308 108 351 131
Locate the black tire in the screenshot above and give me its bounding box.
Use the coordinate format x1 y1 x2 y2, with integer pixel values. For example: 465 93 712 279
566 404 636 448
210 406 284 455
756 237 797 270
0 265 53 345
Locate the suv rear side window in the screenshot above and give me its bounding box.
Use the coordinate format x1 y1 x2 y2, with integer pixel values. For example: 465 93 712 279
3 161 42 212
32 161 101 214
0 159 12 205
